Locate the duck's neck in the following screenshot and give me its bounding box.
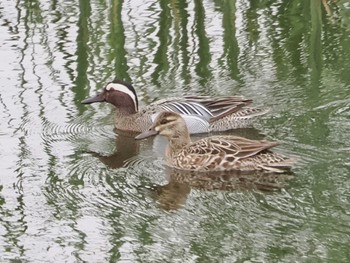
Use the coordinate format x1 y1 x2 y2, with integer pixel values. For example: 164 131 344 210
165 129 191 158
115 106 137 115
114 110 146 132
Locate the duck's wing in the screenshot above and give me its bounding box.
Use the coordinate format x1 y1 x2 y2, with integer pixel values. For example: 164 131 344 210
151 96 267 133
185 136 280 159
156 100 213 120
184 96 253 120
178 136 294 172
154 96 251 117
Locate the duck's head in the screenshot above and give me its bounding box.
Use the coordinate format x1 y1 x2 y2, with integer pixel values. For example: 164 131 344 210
81 79 138 114
135 112 189 140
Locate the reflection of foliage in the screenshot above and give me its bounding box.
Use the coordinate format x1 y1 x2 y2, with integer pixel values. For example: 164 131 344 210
0 185 4 206
322 0 350 27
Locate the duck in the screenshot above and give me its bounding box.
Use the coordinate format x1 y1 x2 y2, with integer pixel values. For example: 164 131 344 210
81 79 268 133
135 112 294 173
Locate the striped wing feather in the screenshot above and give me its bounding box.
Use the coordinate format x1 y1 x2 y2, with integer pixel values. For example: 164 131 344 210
184 96 252 118
158 101 212 119
155 96 252 120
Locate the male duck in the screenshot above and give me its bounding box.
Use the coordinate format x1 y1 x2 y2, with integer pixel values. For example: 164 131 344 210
136 112 294 173
82 79 267 133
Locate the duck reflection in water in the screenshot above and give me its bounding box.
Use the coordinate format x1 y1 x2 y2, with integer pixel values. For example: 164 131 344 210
149 168 293 211
88 130 140 169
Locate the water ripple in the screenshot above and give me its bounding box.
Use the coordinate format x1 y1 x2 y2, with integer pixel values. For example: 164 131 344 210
41 116 115 148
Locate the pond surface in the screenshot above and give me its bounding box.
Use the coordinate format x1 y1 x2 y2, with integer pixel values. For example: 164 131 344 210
1 0 350 262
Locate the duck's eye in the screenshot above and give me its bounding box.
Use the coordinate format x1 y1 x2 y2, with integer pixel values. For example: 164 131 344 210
160 119 168 125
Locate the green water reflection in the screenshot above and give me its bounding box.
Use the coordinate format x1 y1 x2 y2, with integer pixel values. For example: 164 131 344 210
0 0 350 262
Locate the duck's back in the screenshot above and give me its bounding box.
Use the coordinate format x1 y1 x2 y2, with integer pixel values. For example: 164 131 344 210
168 136 293 173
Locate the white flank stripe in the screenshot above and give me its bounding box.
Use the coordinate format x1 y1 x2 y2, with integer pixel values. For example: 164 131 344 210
106 83 137 111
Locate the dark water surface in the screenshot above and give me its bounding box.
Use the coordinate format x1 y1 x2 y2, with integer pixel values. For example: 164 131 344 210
1 0 350 262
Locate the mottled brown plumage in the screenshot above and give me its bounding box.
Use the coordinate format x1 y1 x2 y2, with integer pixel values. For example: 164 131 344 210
136 112 294 173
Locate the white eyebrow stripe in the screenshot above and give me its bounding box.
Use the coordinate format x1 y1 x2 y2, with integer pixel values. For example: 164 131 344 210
106 83 137 111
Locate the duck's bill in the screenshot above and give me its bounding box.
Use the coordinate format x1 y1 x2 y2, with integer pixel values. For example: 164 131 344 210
81 93 105 104
135 129 158 140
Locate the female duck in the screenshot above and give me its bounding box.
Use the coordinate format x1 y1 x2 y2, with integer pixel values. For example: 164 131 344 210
136 112 294 173
82 79 267 133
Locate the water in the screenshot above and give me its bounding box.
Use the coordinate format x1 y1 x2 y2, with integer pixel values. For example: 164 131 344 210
1 0 350 262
